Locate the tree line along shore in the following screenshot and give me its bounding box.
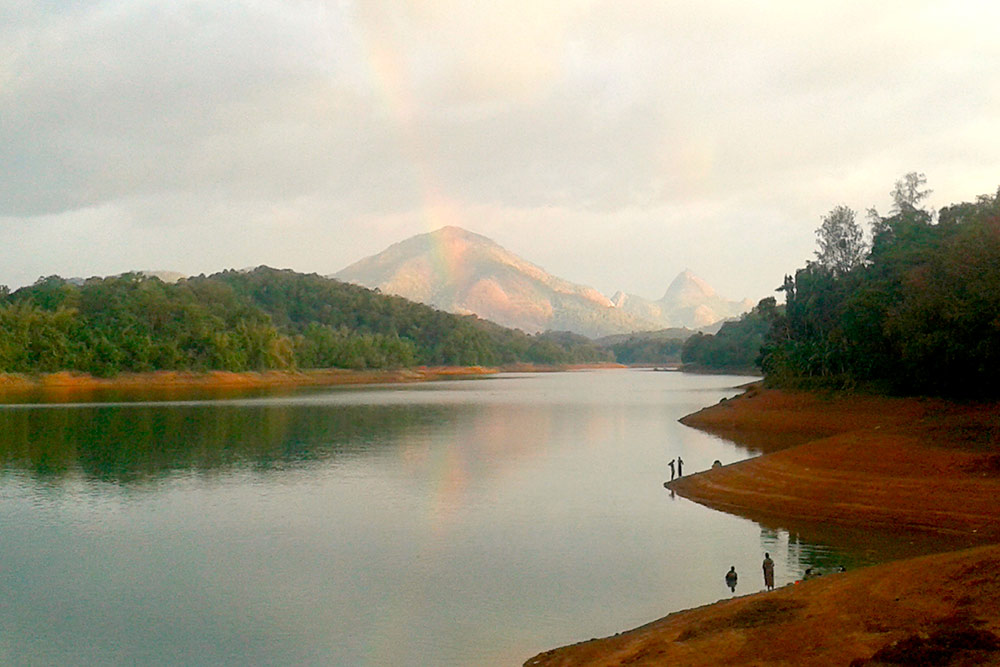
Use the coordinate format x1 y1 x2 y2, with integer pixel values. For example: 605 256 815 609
0 267 621 378
0 265 699 379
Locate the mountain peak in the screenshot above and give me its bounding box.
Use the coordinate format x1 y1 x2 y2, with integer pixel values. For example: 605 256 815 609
615 269 748 328
334 228 653 336
434 225 470 235
662 269 717 302
430 225 480 240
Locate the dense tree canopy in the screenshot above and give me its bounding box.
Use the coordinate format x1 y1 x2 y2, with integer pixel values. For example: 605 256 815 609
761 182 1000 397
681 176 1000 397
0 268 611 376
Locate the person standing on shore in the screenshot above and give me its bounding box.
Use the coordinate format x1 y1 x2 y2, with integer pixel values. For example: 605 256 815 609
677 456 684 477
762 553 775 591
725 566 738 592
668 458 676 481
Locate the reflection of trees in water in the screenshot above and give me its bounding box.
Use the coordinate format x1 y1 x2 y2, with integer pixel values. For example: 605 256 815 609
758 519 982 579
0 403 454 484
759 526 854 579
0 397 615 506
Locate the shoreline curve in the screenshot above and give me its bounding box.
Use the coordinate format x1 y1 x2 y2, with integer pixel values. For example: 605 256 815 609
526 385 1000 666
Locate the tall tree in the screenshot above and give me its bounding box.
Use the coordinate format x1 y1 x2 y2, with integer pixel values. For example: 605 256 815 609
815 205 866 275
890 171 932 214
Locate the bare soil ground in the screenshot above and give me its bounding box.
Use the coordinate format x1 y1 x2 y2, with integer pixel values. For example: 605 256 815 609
0 363 625 402
0 366 499 401
526 386 1000 666
675 387 1000 540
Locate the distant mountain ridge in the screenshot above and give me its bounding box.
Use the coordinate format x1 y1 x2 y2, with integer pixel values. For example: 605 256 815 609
334 226 751 337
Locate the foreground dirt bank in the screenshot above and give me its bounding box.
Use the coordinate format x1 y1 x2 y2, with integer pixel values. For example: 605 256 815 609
527 386 1000 665
527 543 1000 666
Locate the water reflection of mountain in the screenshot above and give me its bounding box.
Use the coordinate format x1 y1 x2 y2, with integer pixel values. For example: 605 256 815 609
0 402 454 484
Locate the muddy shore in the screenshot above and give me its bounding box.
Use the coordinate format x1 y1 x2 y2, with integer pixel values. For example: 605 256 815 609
0 367 499 401
0 363 626 402
527 386 1000 666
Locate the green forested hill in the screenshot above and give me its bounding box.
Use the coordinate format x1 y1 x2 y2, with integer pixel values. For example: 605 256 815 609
681 299 774 372
0 267 610 376
594 329 691 365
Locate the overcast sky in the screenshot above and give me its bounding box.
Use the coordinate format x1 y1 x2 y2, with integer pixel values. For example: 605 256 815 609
3 1 999 303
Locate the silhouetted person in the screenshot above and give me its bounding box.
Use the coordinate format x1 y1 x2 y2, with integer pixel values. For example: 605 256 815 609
725 566 738 592
762 552 775 591
677 456 684 477
712 459 722 469
668 458 676 481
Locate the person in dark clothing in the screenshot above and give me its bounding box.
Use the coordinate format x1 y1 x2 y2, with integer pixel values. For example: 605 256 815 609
762 552 775 590
677 456 684 477
725 566 738 592
668 458 676 481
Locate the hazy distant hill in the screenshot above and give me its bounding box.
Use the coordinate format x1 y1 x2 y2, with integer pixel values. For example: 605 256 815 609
593 328 694 347
593 328 696 365
334 226 750 336
612 270 754 330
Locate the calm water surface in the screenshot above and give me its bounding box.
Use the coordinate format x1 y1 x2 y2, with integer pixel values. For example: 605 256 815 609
0 370 885 665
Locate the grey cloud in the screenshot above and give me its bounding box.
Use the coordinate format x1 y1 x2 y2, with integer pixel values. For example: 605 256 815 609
2 1 414 216
7 0 998 219
2 0 999 299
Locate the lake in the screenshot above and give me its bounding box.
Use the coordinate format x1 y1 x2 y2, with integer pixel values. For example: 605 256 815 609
0 370 880 665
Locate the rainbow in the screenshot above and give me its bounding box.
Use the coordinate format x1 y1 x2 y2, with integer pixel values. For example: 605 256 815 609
347 18 467 285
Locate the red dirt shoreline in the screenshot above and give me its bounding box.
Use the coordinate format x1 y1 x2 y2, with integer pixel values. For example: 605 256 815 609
673 387 1000 540
526 385 1000 666
0 367 497 401
0 363 626 402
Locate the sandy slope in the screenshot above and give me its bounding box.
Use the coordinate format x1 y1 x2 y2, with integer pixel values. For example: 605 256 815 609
673 387 1000 540
526 386 1000 666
